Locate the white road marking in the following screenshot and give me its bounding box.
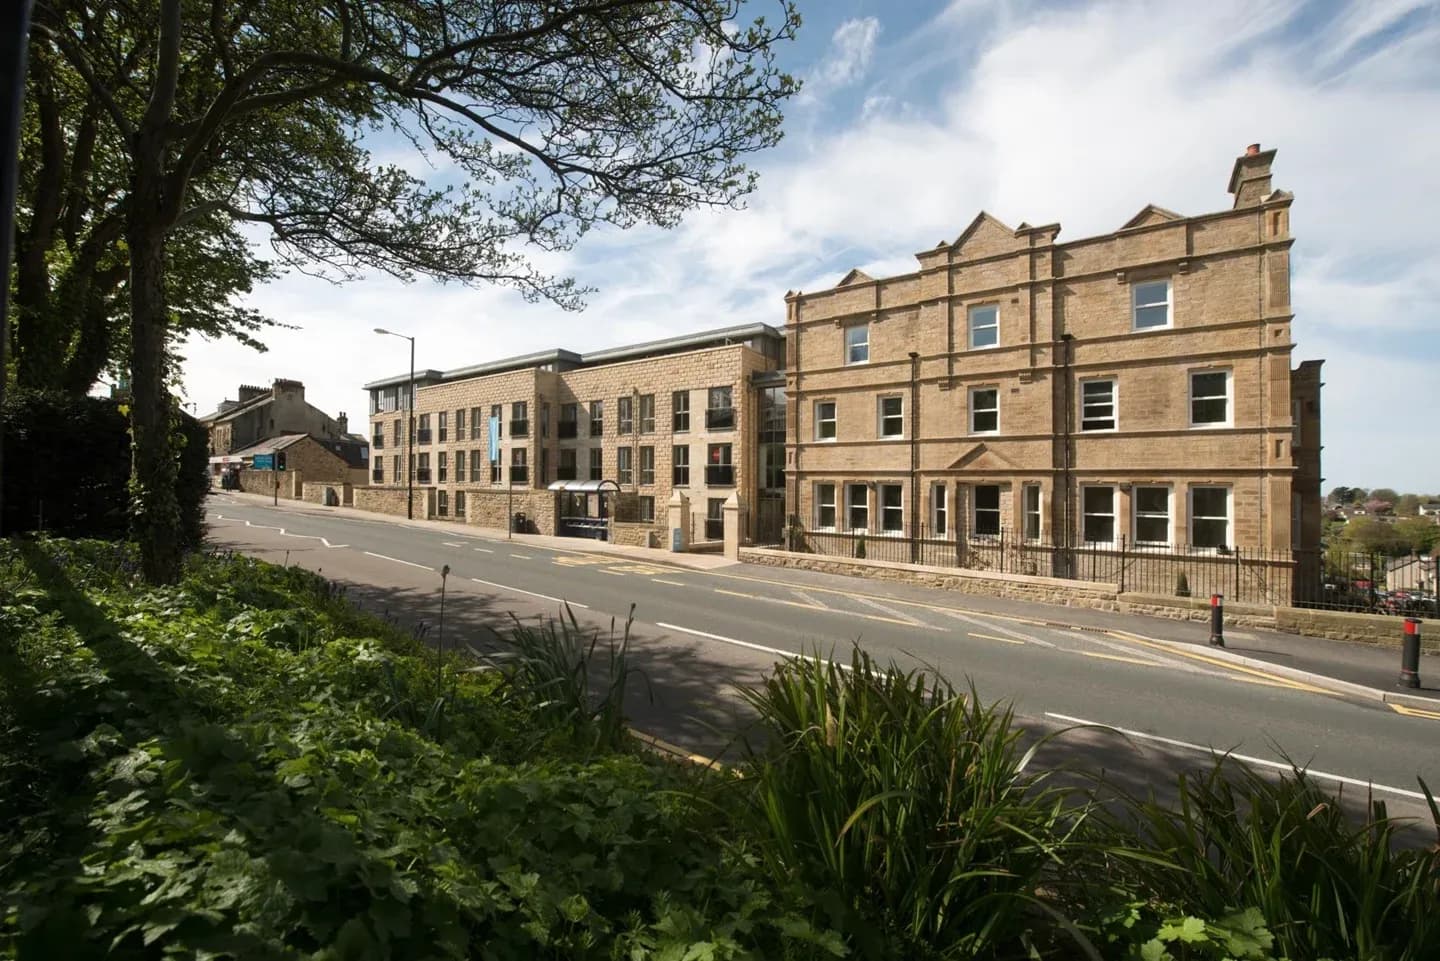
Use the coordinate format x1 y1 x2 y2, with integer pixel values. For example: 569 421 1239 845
1043 712 1428 801
470 577 589 608
656 622 848 670
474 548 494 553
1079 651 1157 667
442 541 467 547
652 578 687 587
939 609 1056 647
969 632 1025 646
853 595 927 626
509 553 533 560
212 514 347 548
362 551 434 571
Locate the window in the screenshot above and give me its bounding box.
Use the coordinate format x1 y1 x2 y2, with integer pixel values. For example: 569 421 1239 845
539 448 548 484
510 401 529 437
455 408 465 439
470 450 483 484
879 396 903 438
844 323 869 364
510 447 528 484
417 413 431 444
639 446 655 485
1133 279 1171 330
438 451 448 483
455 490 466 519
879 484 904 534
490 459 501 484
589 448 603 481
672 391 690 432
968 304 999 349
815 401 837 441
638 496 655 523
558 448 577 480
1133 486 1171 546
1023 484 1042 541
970 387 999 434
1189 370 1230 427
706 386 734 430
455 449 467 483
618 396 634 434
541 403 550 438
845 484 868 532
589 400 603 436
417 452 431 483
931 483 947 537
617 447 634 485
1081 379 1116 431
392 419 401 445
470 407 483 439
558 403 579 439
706 443 734 486
490 404 502 438
390 455 399 485
816 483 837 530
973 484 1001 536
706 498 726 541
437 410 447 443
1190 487 1230 550
672 445 690 485
639 394 655 433
437 490 448 517
1082 486 1116 544
373 462 385 484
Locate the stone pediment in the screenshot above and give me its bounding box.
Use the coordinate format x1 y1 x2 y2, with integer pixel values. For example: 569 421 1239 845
1121 204 1183 229
950 212 1019 260
947 442 1019 471
835 268 875 287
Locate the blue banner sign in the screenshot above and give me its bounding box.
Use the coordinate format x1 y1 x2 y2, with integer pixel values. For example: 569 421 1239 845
252 453 274 470
488 416 501 462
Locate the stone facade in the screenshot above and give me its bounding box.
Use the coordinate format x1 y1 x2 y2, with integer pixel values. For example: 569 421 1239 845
353 486 432 518
363 324 786 544
784 145 1323 571
202 378 358 457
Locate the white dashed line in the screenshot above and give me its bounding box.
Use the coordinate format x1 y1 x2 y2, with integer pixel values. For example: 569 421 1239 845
509 553 532 560
656 622 849 670
652 578 686 587
362 551 434 571
442 541 467 547
470 577 589 608
474 548 494 553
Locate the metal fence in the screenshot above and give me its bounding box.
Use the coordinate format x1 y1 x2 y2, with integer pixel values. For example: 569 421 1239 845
784 525 1439 617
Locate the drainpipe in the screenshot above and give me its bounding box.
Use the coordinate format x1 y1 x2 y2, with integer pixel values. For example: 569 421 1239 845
909 351 920 562
1060 333 1075 575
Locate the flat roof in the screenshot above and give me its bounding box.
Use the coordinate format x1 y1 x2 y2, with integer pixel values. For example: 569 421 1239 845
364 322 783 392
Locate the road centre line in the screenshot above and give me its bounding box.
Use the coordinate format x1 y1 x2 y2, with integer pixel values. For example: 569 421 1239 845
652 578 687 587
470 577 589 609
655 622 848 671
1079 651 1157 667
362 551 434 571
969 632 1025 646
442 541 467 547
474 547 494 553
599 569 628 577
1043 712 1428 801
509 553 533 560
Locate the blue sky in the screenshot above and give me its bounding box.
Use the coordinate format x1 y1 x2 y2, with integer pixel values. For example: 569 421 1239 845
179 0 1440 493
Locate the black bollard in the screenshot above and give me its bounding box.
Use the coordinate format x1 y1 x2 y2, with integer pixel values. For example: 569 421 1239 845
1209 593 1225 647
1398 618 1421 689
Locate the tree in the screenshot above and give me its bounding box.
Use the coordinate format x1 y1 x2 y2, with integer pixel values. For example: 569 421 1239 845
1394 517 1439 557
1394 493 1422 516
1327 485 1362 506
1369 487 1399 505
31 0 800 582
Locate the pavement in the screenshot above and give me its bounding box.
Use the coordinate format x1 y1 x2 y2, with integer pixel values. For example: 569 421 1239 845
219 489 1438 709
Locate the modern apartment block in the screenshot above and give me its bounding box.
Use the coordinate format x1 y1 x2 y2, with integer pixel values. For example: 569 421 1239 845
783 145 1323 570
363 324 786 542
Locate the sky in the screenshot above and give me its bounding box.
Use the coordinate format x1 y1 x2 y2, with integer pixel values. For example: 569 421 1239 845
177 0 1440 493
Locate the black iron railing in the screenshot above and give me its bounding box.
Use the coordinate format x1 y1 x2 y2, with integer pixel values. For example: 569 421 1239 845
416 429 432 444
510 466 529 484
510 419 529 437
371 469 383 483
558 421 579 439
557 465 577 480
371 435 384 449
706 465 734 486
415 468 432 484
706 407 735 430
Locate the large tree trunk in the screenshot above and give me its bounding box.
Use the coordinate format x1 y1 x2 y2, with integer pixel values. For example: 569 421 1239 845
127 183 182 583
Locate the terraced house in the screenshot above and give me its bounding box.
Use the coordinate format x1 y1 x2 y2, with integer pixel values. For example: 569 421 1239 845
363 324 786 546
782 145 1323 599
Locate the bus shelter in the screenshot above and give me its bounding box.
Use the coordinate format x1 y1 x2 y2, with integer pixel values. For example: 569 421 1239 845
547 479 622 540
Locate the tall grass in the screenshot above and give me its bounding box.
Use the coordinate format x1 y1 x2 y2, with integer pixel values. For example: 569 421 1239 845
1097 761 1440 961
737 647 1088 959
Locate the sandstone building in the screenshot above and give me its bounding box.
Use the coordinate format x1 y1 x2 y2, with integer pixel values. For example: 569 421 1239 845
363 324 786 543
783 145 1322 579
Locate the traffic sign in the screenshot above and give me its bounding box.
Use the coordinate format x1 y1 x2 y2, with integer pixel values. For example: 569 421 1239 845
252 453 274 470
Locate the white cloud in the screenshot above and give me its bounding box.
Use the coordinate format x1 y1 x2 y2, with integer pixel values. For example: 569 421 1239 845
179 0 1440 492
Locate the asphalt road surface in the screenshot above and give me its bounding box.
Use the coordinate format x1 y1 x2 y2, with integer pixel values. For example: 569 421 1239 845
205 493 1440 830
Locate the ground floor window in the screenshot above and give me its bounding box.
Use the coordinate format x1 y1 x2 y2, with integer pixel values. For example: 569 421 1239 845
815 483 837 530
706 497 725 541
455 491 466 519
1023 484 1042 541
437 490 449 516
1082 486 1116 544
1190 486 1230 549
846 483 869 532
931 483 947 538
879 483 904 534
973 484 1001 537
1133 486 1171 546
639 495 655 523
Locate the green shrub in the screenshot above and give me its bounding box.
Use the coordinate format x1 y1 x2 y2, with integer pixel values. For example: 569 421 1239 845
737 647 1084 958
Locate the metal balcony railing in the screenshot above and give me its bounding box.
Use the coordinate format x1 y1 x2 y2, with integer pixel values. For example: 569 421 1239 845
415 468 432 484
509 465 529 484
510 419 529 437
371 435 384 449
558 421 579 439
705 407 735 430
705 465 735 486
416 429 432 444
557 465 578 480
371 469 384 483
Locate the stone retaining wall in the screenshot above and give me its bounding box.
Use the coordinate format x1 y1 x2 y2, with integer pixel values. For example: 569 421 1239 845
1274 607 1439 652
235 469 303 499
301 482 351 507
612 522 666 549
458 489 555 535
353 486 432 518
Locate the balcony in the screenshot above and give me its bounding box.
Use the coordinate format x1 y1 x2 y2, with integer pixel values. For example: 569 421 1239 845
371 469 384 483
558 421 579 439
416 429 432 444
371 435 384 450
416 468 432 484
705 407 735 431
438 469 448 483
510 419 529 437
557 465 578 480
705 465 735 486
510 465 529 484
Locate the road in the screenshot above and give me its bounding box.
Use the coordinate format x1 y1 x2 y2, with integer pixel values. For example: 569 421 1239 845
205 493 1439 828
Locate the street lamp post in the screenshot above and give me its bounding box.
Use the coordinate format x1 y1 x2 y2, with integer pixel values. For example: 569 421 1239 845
374 328 416 520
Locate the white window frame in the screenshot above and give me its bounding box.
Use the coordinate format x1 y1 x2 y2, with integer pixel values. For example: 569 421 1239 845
968 303 999 349
1081 485 1118 546
815 400 837 441
845 483 869 533
878 483 904 535
931 483 948 539
972 484 1002 538
1131 485 1172 547
1188 486 1231 552
878 395 904 439
815 483 837 531
1132 279 1172 331
1022 484 1042 542
969 387 999 435
844 323 869 365
1080 378 1117 432
1188 369 1232 428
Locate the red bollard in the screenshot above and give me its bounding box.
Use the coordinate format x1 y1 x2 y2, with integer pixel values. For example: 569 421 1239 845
1209 593 1225 647
1398 618 1421 689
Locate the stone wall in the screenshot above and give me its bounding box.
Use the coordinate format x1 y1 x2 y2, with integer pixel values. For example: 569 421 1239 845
301 482 350 506
1274 607 1439 652
353 486 432 518
457 488 555 534
235 469 302 499
611 521 666 548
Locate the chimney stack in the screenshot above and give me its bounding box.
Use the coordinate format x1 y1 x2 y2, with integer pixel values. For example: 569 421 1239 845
1245 143 1261 156
336 412 348 435
1228 143 1277 208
